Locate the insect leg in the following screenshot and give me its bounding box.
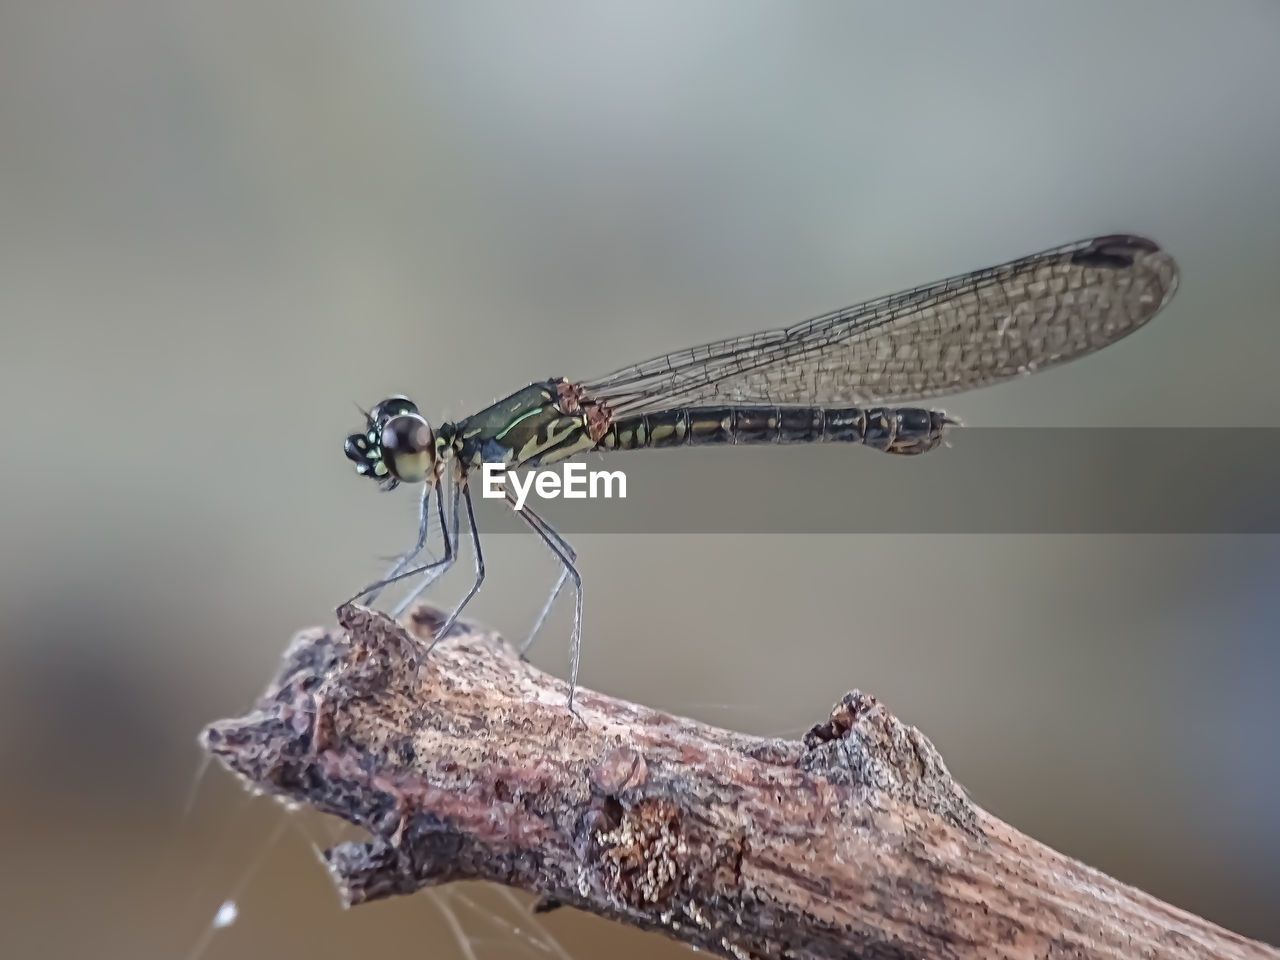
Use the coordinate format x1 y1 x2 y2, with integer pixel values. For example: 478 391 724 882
506 495 583 711
391 475 463 617
362 481 434 606
345 473 454 607
502 488 575 658
524 569 569 657
423 475 485 652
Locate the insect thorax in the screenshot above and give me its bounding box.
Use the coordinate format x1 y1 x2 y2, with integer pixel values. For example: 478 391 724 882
450 380 602 470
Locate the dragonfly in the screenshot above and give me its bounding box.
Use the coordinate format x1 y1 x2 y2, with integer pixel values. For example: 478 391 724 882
344 234 1179 708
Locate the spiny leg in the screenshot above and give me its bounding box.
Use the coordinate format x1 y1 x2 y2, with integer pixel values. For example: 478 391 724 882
423 475 485 652
524 568 570 657
392 476 463 617
363 481 435 606
505 488 576 657
345 475 454 607
507 497 583 711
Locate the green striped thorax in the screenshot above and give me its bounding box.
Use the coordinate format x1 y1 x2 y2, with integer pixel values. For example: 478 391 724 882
347 381 603 493
344 395 438 491
453 381 598 470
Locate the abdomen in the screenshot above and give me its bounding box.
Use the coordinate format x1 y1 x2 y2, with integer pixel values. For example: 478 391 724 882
597 405 952 456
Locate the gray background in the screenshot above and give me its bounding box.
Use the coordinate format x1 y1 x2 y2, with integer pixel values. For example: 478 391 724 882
1 2 1277 958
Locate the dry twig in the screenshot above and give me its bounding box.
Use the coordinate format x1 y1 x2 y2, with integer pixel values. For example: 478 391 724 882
200 604 1276 960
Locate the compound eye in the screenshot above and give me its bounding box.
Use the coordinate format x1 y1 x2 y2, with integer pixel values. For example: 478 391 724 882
380 414 434 483
345 433 370 465
370 395 419 424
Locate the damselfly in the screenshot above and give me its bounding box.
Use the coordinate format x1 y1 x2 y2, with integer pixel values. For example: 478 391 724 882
344 234 1178 707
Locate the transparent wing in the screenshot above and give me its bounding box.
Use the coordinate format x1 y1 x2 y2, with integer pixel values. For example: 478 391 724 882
582 235 1179 413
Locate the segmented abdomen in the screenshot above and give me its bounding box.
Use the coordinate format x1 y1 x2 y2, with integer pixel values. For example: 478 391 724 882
598 405 951 456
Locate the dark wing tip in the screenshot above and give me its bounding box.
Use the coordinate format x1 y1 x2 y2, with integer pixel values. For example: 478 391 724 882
1074 234 1180 314
1071 234 1163 269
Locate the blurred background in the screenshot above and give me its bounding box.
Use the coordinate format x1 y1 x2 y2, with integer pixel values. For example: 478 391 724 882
1 2 1278 957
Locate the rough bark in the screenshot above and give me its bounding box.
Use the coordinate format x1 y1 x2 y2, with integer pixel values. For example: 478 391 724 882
200 604 1277 960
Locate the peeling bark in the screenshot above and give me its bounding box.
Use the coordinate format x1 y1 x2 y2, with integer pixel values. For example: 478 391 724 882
200 604 1277 960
